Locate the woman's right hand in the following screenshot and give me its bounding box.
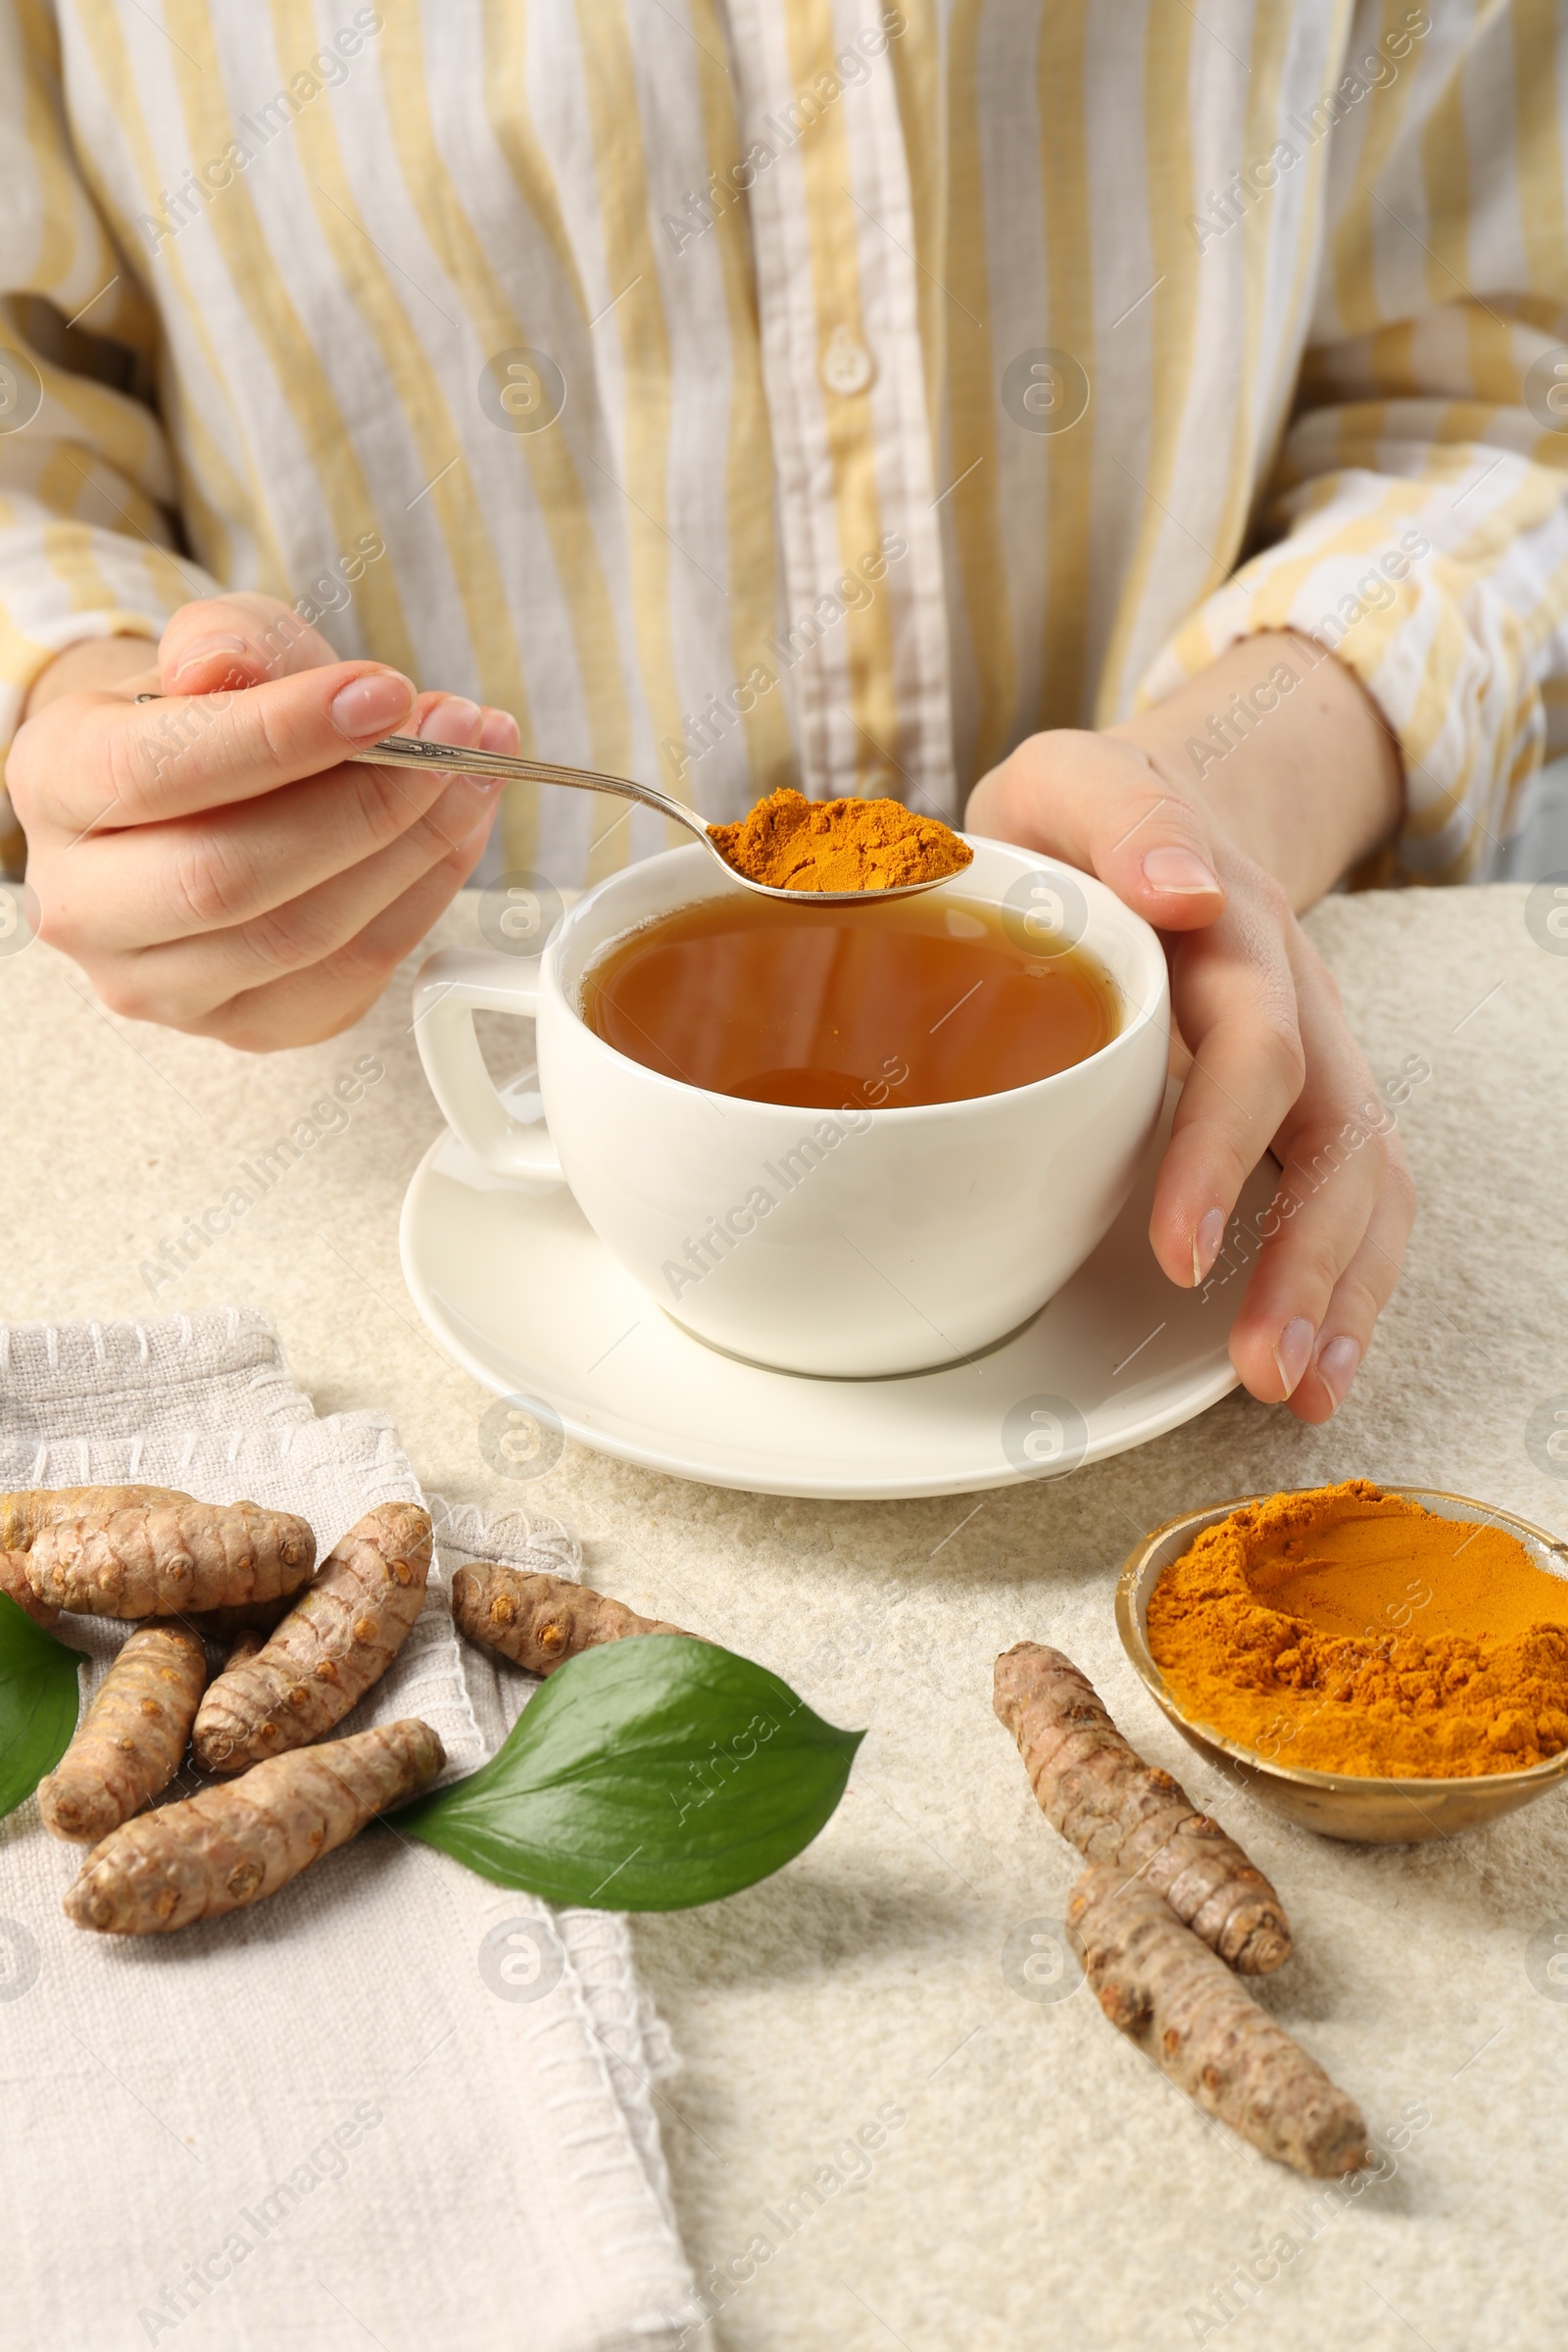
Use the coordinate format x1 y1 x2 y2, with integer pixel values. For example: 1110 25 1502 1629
8 590 519 1051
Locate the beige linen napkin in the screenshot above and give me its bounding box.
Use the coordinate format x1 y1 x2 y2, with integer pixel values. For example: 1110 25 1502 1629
0 1307 699 2352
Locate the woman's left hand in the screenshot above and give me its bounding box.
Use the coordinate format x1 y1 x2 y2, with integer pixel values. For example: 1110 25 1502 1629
965 707 1414 1425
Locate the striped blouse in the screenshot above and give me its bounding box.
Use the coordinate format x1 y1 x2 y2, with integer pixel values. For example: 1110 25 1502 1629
2 0 1566 892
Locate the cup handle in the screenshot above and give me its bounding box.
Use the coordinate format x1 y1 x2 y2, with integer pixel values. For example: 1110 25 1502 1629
413 947 564 1184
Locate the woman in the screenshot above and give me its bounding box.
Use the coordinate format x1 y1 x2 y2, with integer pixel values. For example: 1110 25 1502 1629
3 2 1563 1424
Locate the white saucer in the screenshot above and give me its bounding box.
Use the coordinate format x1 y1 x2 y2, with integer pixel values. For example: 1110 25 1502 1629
400 1076 1272 1500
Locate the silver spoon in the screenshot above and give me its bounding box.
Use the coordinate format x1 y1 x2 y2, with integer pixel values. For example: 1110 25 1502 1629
133 694 960 906
353 732 961 906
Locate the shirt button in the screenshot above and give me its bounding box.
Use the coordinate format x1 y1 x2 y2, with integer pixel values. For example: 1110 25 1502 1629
820 325 874 396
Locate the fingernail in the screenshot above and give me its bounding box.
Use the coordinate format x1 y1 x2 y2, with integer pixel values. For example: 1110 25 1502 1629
1192 1206 1226 1287
479 708 520 755
1142 845 1222 895
329 670 416 738
1273 1316 1315 1399
417 696 483 746
172 634 249 682
1315 1334 1360 1410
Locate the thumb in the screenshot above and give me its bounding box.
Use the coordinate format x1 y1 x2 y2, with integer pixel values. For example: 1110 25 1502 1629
966 729 1227 933
158 591 342 698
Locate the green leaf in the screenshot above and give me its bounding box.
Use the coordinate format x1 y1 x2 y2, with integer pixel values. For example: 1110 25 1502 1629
0 1593 84 1820
397 1636 863 1910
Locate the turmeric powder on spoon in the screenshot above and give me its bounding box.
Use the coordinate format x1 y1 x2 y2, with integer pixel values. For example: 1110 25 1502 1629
1148 1480 1568 1779
708 786 972 893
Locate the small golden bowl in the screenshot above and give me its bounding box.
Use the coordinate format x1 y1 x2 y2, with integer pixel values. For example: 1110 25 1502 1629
1115 1486 1568 1843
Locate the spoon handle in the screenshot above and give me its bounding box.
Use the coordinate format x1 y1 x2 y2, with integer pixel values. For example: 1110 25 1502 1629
349 734 694 831
132 694 958 907
132 695 698 834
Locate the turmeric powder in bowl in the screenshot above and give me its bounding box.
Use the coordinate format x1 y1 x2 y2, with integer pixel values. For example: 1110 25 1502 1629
1147 1480 1568 1779
708 787 973 893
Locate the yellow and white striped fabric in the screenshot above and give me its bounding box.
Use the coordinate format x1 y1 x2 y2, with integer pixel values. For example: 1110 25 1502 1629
3 0 1567 889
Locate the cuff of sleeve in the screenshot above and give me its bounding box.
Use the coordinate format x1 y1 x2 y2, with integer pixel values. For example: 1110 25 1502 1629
3 607 162 725
1135 522 1540 884
0 517 221 758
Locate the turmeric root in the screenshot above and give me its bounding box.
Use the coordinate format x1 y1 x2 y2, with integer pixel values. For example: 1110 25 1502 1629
25 1499 315 1619
185 1592 299 1641
37 1620 208 1843
2 1549 60 1630
192 1503 431 1773
0 1485 192 1552
1069 1864 1369 2178
221 1627 266 1671
451 1558 691 1675
994 1642 1290 1974
64 1717 445 1935
4 1489 197 1630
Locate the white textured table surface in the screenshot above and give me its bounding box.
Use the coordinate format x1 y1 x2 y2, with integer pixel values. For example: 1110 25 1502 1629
4 884 1567 2352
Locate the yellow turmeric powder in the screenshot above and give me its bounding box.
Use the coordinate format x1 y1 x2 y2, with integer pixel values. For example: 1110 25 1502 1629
1147 1480 1568 1779
708 787 973 893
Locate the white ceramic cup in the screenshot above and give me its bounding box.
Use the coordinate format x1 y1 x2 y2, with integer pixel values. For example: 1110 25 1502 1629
414 837 1169 1377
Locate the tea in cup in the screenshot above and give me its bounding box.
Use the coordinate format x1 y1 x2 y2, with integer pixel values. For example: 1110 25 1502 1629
414 837 1169 1377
